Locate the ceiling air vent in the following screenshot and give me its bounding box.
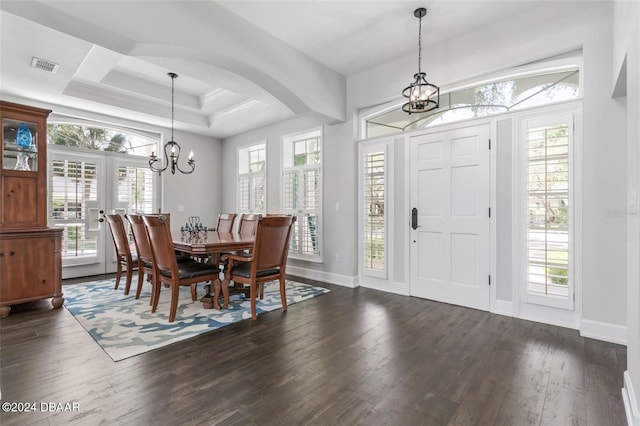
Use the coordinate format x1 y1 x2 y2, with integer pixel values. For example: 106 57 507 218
30 57 59 73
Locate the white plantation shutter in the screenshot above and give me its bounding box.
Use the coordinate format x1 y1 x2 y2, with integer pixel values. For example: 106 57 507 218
524 114 574 310
116 165 154 213
362 150 386 273
238 176 250 211
282 129 322 260
50 158 99 259
238 143 266 214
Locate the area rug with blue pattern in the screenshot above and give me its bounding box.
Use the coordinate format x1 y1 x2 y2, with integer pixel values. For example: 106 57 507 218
63 278 330 362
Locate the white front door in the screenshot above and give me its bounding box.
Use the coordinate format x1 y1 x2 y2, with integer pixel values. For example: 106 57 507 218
409 124 491 311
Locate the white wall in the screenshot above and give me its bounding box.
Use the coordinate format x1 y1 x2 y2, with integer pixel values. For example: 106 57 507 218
614 0 640 423
221 116 358 285
161 128 223 230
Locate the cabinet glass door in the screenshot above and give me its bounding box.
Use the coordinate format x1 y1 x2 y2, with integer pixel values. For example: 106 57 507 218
3 118 38 171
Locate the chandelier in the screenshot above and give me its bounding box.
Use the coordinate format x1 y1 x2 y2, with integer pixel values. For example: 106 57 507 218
149 72 195 175
402 8 439 114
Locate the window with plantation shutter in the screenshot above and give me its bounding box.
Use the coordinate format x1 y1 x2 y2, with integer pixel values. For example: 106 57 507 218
50 158 99 260
282 129 322 261
238 142 266 214
116 165 154 213
522 113 574 310
358 138 394 287
362 150 386 274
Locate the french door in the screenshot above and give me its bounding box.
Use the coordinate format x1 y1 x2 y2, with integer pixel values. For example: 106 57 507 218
49 147 155 278
409 124 491 310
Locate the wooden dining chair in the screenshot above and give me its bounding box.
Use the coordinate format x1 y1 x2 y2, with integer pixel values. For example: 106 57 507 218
238 213 262 236
126 214 194 303
124 214 151 301
144 213 171 230
215 213 237 232
220 213 262 281
223 215 296 320
104 214 139 295
142 214 221 322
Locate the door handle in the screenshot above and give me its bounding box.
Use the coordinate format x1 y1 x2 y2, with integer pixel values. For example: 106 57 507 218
411 207 418 230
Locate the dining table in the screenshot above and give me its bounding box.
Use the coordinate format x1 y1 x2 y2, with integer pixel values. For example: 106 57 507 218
172 230 254 310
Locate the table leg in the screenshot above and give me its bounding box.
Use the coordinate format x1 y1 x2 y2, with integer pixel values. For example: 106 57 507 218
200 252 229 310
221 269 231 309
212 278 221 310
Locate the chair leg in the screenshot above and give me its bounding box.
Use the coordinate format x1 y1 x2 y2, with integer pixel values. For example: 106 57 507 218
124 265 133 295
148 273 155 306
135 268 144 299
114 262 123 290
279 276 287 312
250 282 258 320
190 283 197 301
169 283 180 323
152 276 161 313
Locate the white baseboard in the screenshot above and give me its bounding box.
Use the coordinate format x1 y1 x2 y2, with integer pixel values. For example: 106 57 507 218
287 265 358 288
360 280 410 296
580 319 627 345
624 371 640 426
518 304 580 331
391 281 410 296
491 299 513 317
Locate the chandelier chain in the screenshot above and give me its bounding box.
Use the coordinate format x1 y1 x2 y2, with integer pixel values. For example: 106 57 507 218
418 13 422 74
170 73 175 142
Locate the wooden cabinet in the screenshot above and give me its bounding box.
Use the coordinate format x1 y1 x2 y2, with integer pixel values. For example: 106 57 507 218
0 101 62 317
0 228 63 316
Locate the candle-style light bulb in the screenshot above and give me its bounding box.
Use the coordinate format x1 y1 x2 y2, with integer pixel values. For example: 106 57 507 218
189 151 194 161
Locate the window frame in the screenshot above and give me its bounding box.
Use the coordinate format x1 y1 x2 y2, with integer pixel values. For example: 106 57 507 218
48 120 158 156
515 106 580 312
237 141 267 215
281 127 323 262
358 141 390 280
359 55 583 139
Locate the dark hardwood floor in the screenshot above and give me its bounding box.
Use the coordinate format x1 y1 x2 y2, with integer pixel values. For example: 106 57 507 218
0 275 627 425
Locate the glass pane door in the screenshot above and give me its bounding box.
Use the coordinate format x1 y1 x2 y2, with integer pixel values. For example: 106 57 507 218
49 150 106 278
49 149 156 278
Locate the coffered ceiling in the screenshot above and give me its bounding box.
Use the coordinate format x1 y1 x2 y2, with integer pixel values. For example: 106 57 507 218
0 0 546 139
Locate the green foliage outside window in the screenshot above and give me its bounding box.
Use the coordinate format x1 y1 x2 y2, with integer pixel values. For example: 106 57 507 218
48 124 155 155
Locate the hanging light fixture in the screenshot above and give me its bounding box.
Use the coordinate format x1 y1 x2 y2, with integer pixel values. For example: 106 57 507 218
149 72 195 175
402 7 439 114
